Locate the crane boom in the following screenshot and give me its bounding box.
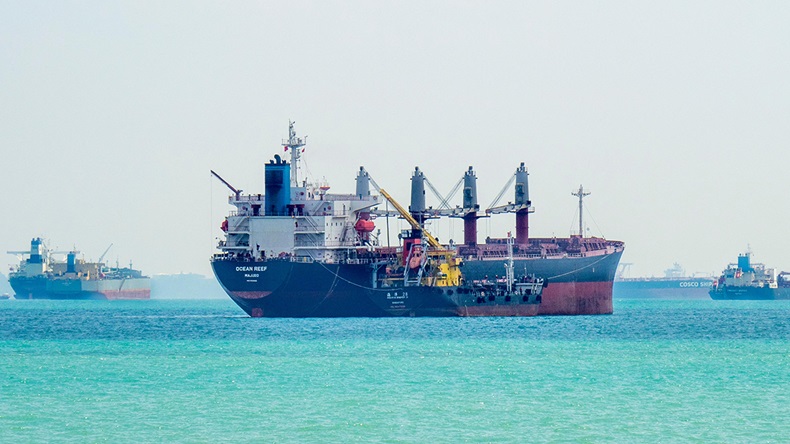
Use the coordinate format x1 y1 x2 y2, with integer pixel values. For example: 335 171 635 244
210 170 242 200
486 172 516 213
377 188 442 249
98 243 113 264
375 181 462 287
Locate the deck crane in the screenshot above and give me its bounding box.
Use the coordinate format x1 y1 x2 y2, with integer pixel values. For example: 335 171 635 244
97 243 113 265
363 169 442 249
210 170 242 200
377 189 442 250
363 169 461 287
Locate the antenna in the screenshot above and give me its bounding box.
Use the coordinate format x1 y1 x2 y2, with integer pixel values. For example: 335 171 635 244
504 232 515 292
282 120 307 187
571 185 590 237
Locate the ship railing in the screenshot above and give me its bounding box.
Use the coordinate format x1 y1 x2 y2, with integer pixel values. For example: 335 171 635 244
294 227 324 233
290 256 315 264
213 251 266 262
226 209 357 218
227 211 254 219
322 193 362 201
230 195 265 203
299 210 355 217
284 256 389 265
343 258 392 265
293 239 323 248
211 253 236 261
294 240 360 248
465 250 570 260
227 193 373 203
344 258 376 265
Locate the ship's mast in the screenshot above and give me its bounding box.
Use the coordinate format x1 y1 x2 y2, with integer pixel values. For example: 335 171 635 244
505 232 515 292
571 185 590 237
282 120 307 187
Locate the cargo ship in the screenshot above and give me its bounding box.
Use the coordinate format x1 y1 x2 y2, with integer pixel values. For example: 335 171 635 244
709 252 790 300
211 122 624 317
7 238 151 300
613 263 713 299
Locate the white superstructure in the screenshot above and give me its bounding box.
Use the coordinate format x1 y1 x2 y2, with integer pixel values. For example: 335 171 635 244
218 124 382 263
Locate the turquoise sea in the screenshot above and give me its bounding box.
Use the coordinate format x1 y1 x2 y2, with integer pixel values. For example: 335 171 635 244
1 298 788 443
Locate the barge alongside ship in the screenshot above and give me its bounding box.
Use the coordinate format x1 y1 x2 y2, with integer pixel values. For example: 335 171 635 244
211 123 624 317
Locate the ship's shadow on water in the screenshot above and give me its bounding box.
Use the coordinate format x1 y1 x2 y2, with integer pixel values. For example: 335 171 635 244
1 299 789 342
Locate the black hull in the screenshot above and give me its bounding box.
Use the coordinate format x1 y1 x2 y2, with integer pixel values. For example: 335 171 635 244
210 251 623 317
211 260 541 317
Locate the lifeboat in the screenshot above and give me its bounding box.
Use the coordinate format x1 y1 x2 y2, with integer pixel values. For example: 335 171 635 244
354 219 375 232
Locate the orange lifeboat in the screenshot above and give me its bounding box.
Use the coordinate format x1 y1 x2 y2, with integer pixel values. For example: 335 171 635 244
354 219 375 232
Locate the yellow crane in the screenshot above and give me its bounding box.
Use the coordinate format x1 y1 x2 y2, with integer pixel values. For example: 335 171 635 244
377 188 462 287
377 189 442 249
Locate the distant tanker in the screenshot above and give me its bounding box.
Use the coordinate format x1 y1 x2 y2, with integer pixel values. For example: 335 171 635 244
7 238 150 300
614 263 713 299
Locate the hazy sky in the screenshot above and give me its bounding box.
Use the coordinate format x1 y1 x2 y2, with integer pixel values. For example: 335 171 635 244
2 1 789 278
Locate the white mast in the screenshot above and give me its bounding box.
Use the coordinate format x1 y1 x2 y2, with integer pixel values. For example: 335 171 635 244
571 185 590 237
505 232 515 292
282 120 307 187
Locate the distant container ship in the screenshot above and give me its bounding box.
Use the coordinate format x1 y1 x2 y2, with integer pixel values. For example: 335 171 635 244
709 252 790 300
7 238 150 300
210 122 624 317
614 263 713 299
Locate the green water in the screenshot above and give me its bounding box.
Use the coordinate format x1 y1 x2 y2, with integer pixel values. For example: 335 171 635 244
1 299 788 442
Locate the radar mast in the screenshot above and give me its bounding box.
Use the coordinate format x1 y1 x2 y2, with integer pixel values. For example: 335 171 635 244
572 185 590 237
282 120 307 187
